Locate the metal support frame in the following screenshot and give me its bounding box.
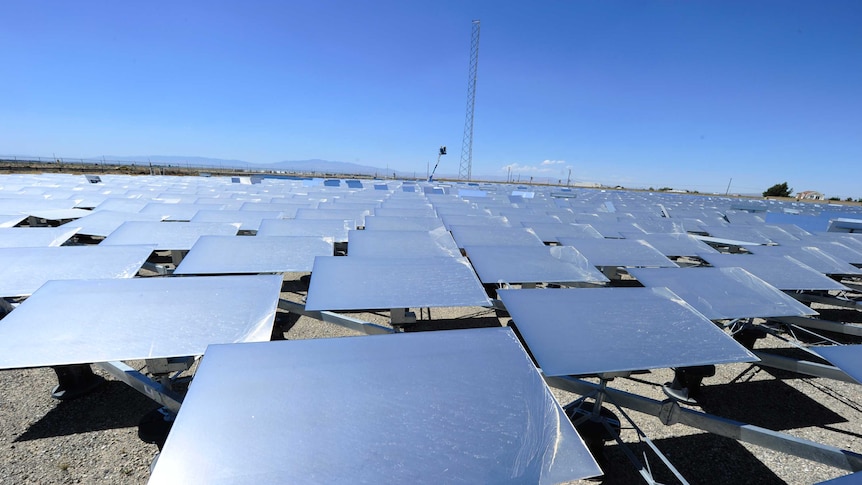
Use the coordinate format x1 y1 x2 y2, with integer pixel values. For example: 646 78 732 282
145 356 196 388
27 215 48 227
600 266 622 281
772 316 862 338
724 317 858 383
50 364 105 400
170 250 187 267
146 356 195 376
752 351 857 383
567 374 691 484
491 298 507 312
546 375 862 473
840 280 862 292
278 299 393 335
141 262 170 275
95 361 183 414
389 308 417 327
792 292 862 310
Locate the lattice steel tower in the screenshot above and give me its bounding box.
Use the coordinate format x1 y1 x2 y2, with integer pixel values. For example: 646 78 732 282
459 20 480 181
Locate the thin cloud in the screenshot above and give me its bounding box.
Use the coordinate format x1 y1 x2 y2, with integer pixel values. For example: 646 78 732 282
502 160 568 174
501 163 540 173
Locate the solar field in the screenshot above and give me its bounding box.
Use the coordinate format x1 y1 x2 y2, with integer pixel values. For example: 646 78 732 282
1 172 861 484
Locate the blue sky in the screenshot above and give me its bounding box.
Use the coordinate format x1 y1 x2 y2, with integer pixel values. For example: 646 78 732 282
2 1 860 197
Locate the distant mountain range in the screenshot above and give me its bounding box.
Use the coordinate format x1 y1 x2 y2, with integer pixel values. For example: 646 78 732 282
94 155 420 177
3 153 503 182
267 159 397 176
105 155 251 168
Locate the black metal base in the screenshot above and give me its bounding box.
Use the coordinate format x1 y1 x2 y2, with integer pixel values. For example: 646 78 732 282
270 311 300 341
662 365 716 406
50 364 105 400
0 299 12 320
564 401 621 469
733 327 768 350
334 242 348 256
138 407 176 450
483 283 499 300
299 274 312 288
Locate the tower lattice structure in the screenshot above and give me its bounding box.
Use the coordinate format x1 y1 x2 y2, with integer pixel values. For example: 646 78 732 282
458 20 481 181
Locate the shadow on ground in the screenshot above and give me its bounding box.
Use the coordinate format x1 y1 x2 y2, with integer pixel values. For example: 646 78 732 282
402 316 501 332
271 310 302 339
697 377 846 431
15 380 160 442
594 432 786 485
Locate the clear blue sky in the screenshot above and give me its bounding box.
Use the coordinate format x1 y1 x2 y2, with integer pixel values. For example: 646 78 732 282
2 1 860 197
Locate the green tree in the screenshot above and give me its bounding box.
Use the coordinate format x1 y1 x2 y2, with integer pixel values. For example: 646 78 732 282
763 182 792 197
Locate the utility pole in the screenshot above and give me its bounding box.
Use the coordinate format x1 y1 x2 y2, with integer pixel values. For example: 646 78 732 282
459 20 481 181
725 177 733 195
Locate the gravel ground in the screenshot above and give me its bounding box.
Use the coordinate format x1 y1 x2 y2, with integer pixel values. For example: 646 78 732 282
1 282 860 484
